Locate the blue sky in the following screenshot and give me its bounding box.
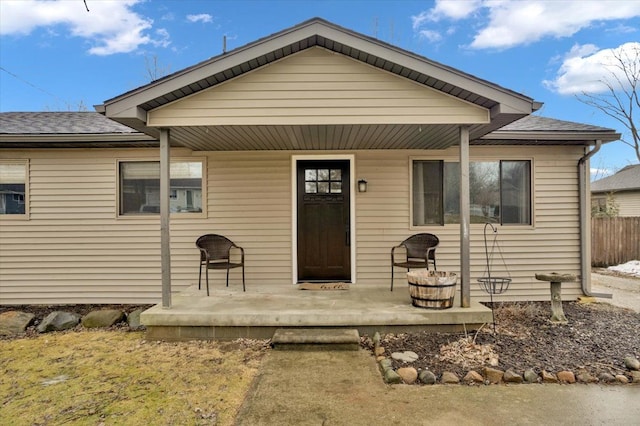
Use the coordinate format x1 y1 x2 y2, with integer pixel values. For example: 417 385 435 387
1 0 639 177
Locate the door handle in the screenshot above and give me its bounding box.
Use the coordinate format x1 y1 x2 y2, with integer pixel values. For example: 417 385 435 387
345 226 350 246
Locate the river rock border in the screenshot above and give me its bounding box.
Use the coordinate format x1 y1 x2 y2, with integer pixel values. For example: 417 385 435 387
0 307 146 337
371 332 640 385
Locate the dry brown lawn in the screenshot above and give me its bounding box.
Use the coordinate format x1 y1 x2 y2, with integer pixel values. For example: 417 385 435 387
0 330 268 425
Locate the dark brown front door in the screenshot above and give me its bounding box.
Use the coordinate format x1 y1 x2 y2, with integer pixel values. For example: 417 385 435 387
297 160 351 282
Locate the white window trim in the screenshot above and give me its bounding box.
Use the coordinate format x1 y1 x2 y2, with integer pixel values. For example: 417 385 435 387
291 154 357 285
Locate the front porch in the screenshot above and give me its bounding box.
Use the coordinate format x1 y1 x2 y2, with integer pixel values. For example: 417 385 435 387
141 283 493 341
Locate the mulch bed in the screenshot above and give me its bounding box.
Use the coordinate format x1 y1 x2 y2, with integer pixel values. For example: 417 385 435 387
364 301 640 379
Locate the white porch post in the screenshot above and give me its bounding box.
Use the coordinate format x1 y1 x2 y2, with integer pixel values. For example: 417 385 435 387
160 128 172 308
459 126 471 307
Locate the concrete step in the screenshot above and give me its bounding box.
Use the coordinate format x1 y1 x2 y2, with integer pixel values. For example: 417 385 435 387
271 328 360 351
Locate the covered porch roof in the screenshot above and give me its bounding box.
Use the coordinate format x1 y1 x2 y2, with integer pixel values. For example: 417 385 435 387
97 18 543 152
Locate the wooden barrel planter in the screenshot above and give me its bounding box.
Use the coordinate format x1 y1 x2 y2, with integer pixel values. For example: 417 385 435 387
407 270 457 309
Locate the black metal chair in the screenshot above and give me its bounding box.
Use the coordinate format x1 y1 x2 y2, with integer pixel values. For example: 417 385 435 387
196 234 245 295
390 233 439 291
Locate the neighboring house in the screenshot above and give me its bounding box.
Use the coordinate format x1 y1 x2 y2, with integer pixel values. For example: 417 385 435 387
591 165 640 217
0 18 620 305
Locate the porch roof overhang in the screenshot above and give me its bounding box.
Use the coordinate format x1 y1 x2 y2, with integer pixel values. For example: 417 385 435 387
98 18 541 152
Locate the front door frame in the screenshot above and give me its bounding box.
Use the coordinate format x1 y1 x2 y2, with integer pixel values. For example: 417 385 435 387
291 154 356 285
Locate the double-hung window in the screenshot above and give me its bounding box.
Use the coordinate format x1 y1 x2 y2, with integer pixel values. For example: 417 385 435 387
0 161 28 217
118 160 204 216
413 159 531 226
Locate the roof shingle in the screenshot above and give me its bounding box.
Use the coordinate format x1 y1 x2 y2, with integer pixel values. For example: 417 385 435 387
0 112 139 135
591 164 640 192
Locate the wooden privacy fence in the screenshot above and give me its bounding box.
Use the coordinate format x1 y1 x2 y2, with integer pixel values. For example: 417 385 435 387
591 217 640 267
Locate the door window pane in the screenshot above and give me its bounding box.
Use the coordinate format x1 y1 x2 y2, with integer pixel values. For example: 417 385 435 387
304 168 343 194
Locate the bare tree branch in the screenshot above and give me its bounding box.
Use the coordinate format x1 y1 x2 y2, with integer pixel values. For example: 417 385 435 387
578 44 640 162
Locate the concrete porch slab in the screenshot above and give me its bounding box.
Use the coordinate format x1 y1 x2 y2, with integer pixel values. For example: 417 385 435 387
141 283 493 341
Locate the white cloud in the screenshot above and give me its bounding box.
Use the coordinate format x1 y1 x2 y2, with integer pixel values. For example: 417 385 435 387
543 42 640 95
411 1 640 50
412 0 480 29
418 30 443 43
0 0 169 55
187 14 213 24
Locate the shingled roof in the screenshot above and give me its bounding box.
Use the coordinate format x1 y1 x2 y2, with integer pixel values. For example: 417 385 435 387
477 115 620 145
591 164 640 193
0 112 139 135
0 112 156 148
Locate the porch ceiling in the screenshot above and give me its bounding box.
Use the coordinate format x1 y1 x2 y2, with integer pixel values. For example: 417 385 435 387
168 123 469 151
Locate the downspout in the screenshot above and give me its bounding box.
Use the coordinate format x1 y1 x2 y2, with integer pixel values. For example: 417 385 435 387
578 140 611 298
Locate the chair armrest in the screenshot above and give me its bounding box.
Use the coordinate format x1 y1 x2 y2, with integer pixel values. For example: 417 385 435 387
425 246 436 260
230 244 245 263
198 247 210 261
391 243 406 262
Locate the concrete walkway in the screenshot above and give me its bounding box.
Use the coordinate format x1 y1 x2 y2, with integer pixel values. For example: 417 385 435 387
592 272 640 313
235 350 640 426
234 273 640 425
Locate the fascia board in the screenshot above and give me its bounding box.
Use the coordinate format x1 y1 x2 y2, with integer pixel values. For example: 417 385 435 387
482 131 621 143
0 133 155 143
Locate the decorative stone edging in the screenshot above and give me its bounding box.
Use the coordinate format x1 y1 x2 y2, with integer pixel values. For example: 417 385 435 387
371 332 640 385
0 308 145 337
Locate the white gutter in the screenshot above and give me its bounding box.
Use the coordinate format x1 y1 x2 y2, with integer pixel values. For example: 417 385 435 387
578 140 611 298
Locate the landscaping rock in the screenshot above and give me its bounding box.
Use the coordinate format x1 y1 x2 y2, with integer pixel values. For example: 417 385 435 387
576 372 598 383
624 356 640 371
557 371 576 384
126 309 145 330
440 371 459 384
418 370 437 385
629 371 640 383
541 370 558 383
523 369 539 383
384 369 402 384
397 367 418 384
379 358 393 371
81 309 125 328
598 372 616 383
503 369 523 384
0 311 35 336
462 370 483 384
483 367 504 384
615 374 629 384
374 346 386 357
36 311 80 333
391 351 419 363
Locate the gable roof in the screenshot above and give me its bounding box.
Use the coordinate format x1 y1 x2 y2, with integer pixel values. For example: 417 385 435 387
0 112 155 148
591 164 640 193
99 17 541 141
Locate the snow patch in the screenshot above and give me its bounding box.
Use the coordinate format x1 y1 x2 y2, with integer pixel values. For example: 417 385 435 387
607 260 640 277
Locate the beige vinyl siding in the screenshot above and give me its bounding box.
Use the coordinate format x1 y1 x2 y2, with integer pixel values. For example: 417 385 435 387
614 192 640 217
1 146 586 304
148 47 489 127
355 145 585 302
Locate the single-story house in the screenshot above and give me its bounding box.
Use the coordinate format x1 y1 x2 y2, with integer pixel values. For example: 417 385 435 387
591 164 640 217
0 18 621 312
